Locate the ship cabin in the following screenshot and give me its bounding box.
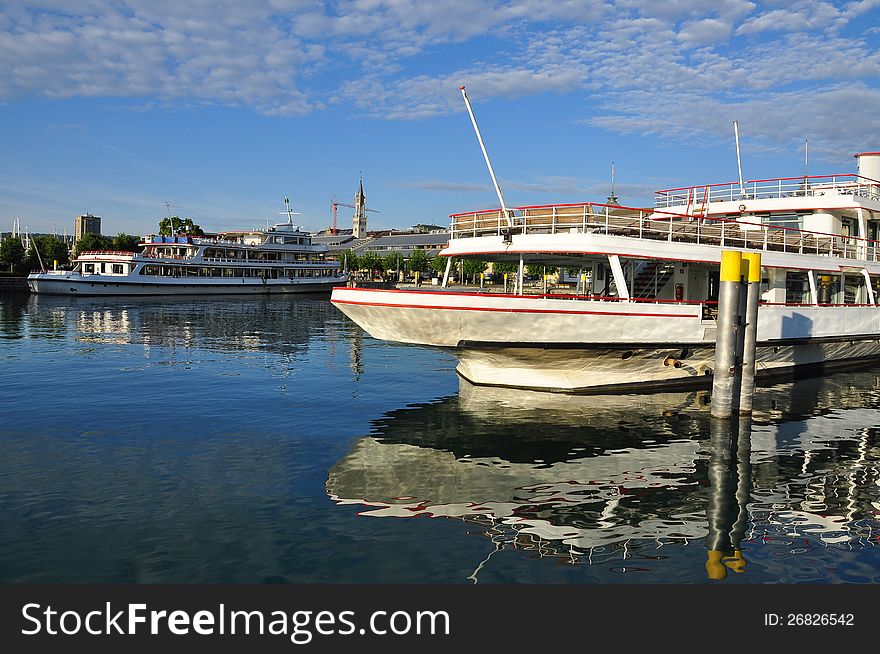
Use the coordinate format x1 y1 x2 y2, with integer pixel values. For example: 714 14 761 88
443 153 880 315
72 221 344 281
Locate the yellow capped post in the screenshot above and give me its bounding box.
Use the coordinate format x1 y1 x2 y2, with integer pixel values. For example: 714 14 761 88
719 250 742 282
711 250 744 419
739 252 762 415
741 252 761 283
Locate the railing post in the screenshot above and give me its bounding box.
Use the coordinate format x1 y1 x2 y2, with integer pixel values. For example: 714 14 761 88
605 207 609 234
639 211 643 239
668 217 672 242
721 222 725 247
552 206 557 234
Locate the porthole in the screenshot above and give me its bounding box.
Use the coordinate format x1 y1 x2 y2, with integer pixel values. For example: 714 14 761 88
621 351 634 360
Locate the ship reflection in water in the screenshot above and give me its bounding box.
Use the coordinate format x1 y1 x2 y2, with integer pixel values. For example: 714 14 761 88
328 375 880 582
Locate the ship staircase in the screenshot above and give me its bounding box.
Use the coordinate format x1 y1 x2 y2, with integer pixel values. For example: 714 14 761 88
630 259 675 299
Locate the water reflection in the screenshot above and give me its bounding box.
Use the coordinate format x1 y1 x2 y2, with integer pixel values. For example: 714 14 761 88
17 294 342 354
328 375 880 582
705 418 751 580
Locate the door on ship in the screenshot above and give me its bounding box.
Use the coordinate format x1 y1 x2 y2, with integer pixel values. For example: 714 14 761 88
707 271 720 302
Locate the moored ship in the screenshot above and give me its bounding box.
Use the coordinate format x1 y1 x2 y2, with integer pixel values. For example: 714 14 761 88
332 151 880 392
29 208 346 296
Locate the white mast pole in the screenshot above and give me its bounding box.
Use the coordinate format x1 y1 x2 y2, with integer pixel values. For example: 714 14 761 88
804 139 809 178
459 86 512 228
733 120 746 198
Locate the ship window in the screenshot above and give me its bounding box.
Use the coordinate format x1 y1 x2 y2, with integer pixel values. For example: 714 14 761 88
112 264 123 274
844 274 867 304
83 264 94 274
785 272 810 304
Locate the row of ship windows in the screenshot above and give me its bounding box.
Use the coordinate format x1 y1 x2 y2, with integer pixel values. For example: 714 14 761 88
148 247 321 261
81 263 339 277
139 266 340 278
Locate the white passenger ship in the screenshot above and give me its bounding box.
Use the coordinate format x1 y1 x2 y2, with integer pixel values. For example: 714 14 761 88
332 151 880 392
29 214 346 296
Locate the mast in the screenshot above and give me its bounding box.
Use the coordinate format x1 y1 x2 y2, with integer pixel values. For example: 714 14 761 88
733 120 746 199
803 139 809 178
459 86 512 229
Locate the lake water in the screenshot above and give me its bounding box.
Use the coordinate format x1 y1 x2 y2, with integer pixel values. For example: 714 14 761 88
1 294 879 583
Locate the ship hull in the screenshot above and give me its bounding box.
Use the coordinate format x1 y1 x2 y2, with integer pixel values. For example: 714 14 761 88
331 287 880 392
28 274 343 296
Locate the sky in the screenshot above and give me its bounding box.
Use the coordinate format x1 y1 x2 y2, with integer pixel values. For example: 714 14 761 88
2 0 880 236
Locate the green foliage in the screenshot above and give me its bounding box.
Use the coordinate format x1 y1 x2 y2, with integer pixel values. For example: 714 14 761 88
359 251 382 273
73 233 113 258
112 233 142 252
159 216 204 236
0 237 26 274
430 256 447 275
339 249 358 272
28 236 70 270
526 264 558 277
462 259 488 281
408 249 429 273
382 252 402 273
492 261 518 275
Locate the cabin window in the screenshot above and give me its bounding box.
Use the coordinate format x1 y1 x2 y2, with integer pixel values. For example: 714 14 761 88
844 274 868 304
785 272 810 304
112 264 123 274
83 264 94 274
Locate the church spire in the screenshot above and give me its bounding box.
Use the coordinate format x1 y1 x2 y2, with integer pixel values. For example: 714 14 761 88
353 176 368 238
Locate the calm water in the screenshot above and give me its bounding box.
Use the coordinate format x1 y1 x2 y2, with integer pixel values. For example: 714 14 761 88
1 293 879 584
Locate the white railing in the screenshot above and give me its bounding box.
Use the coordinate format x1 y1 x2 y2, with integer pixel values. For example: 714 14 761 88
654 174 880 208
448 202 880 262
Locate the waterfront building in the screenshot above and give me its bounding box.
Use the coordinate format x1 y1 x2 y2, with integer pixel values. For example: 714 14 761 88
74 214 101 242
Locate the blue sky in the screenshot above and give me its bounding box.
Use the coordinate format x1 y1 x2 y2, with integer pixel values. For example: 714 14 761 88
2 0 880 236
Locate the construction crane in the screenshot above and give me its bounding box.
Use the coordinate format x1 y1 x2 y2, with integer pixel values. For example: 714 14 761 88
330 195 380 235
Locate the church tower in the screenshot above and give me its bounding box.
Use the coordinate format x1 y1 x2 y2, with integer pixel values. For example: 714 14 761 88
353 177 367 238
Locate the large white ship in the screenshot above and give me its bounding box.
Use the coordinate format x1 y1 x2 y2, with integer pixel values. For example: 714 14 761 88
29 210 346 296
332 151 880 392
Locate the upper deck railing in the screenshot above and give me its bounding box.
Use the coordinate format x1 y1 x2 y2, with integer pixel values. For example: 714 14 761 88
448 201 880 263
654 174 880 208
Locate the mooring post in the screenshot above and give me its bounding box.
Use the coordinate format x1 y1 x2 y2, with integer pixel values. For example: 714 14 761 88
711 250 743 419
738 252 761 415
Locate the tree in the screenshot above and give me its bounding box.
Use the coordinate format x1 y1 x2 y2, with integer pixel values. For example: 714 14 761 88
408 249 429 273
159 216 203 236
359 251 382 276
339 249 358 273
0 238 26 274
28 235 70 270
73 233 113 258
462 258 488 283
526 264 558 278
430 256 448 276
493 261 518 275
382 252 402 274
112 233 142 252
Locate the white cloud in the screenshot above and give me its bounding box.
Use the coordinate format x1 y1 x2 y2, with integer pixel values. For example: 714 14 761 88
735 1 842 35
677 18 733 45
1 0 879 160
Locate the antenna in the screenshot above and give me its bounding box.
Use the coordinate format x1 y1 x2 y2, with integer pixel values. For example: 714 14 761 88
607 161 619 205
733 121 746 199
459 86 512 229
164 201 175 235
278 196 301 227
